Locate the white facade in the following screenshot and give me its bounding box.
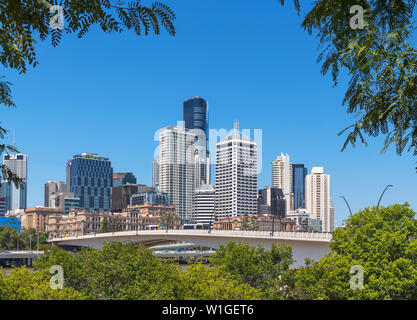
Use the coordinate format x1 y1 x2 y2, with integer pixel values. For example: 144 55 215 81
215 124 258 218
159 125 197 221
330 198 335 232
2 154 27 210
305 167 332 232
194 184 215 224
272 153 293 212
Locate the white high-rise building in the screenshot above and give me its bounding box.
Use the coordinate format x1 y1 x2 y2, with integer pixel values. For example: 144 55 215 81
215 123 258 218
272 153 293 212
159 125 197 221
305 167 332 232
194 184 215 224
2 154 27 211
330 197 335 232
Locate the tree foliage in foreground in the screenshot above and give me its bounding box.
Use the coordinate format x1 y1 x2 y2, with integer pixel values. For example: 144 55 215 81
7 204 417 300
210 241 295 299
0 267 85 300
280 0 417 167
0 0 176 187
289 204 417 299
0 226 48 251
34 242 261 300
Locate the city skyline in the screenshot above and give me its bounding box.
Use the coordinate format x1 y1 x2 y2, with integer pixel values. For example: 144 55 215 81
1 0 415 228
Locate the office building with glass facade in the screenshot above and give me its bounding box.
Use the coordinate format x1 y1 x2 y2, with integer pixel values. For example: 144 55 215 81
183 96 210 185
64 197 80 215
2 154 27 212
66 153 113 212
130 191 170 207
292 164 307 210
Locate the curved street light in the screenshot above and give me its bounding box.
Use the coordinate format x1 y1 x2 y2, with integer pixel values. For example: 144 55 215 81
340 196 353 216
377 185 393 208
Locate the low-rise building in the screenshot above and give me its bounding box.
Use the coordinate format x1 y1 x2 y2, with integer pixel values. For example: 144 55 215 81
21 207 64 232
47 204 180 238
47 209 108 238
286 208 323 232
213 214 296 232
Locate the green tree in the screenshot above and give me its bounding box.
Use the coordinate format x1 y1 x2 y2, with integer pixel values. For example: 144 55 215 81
241 215 259 231
35 242 183 299
100 217 110 233
289 204 417 299
0 227 48 251
279 0 417 167
180 263 262 300
0 267 86 300
210 241 294 299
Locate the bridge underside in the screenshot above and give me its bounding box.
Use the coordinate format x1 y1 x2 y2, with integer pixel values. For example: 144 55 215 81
50 232 331 268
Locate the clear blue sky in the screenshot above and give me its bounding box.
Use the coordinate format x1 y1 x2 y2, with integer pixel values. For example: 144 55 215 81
1 0 416 227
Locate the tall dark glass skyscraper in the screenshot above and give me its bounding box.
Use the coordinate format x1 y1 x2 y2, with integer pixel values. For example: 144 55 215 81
66 153 113 212
183 96 210 184
183 96 209 147
292 164 307 210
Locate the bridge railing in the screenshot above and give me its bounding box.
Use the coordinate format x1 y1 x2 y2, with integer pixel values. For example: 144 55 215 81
50 229 332 241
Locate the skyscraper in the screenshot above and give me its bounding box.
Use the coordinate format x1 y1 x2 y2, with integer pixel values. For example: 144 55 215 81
2 154 27 211
152 159 160 190
305 167 332 232
272 153 293 212
257 187 286 218
292 164 307 210
159 125 197 221
44 181 66 207
183 96 210 185
215 123 258 218
67 153 113 212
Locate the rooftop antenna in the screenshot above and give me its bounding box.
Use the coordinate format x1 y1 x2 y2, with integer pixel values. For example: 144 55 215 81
234 120 239 136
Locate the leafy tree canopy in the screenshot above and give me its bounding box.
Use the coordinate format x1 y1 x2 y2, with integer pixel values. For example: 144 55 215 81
0 267 86 300
210 241 294 298
0 0 176 187
289 204 417 299
280 0 417 167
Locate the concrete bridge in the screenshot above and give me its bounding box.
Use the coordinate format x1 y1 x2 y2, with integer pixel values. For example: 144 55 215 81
48 230 332 268
0 250 44 267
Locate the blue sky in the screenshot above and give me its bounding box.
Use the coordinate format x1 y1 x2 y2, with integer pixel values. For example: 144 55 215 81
1 0 416 227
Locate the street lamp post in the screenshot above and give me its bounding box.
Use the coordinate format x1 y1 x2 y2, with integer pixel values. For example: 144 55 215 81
271 215 276 237
377 185 393 208
208 209 215 234
340 196 353 216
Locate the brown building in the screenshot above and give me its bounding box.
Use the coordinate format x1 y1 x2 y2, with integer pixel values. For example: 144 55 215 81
21 207 64 233
213 215 296 232
47 209 110 238
47 204 180 238
111 184 155 212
